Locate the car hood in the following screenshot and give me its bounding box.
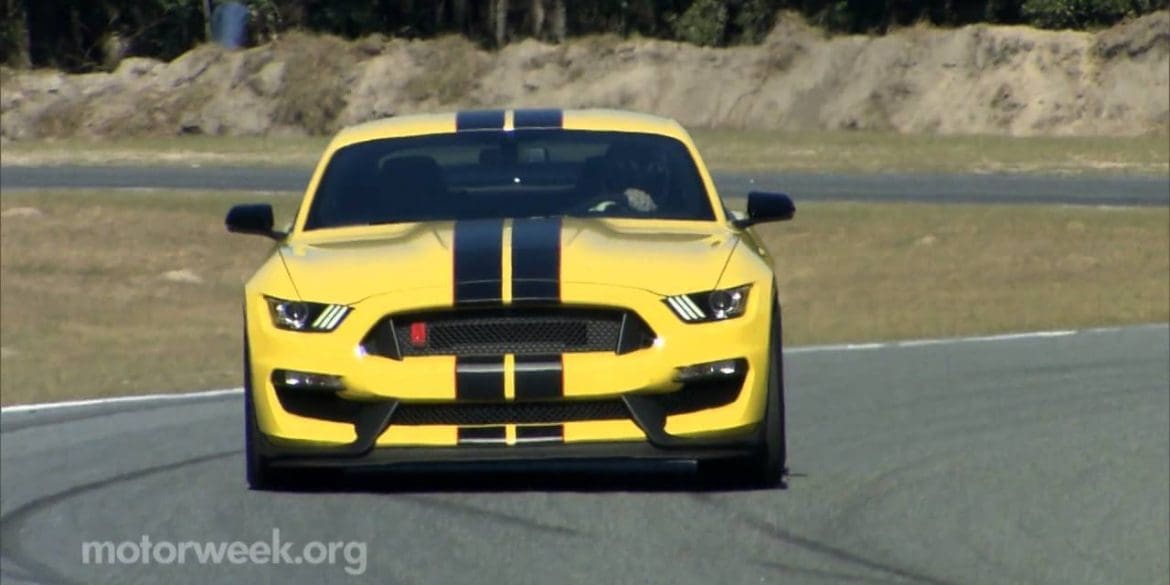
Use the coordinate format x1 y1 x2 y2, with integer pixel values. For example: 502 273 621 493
279 218 739 304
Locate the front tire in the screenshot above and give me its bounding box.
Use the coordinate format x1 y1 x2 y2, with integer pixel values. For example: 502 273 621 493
245 390 277 490
709 301 788 488
244 333 278 490
752 330 788 487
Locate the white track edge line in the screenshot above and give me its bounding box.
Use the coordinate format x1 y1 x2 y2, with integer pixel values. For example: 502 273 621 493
1 388 242 414
3 323 1166 414
784 323 1168 354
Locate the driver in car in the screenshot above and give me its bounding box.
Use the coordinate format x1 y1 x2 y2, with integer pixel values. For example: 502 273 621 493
588 143 671 214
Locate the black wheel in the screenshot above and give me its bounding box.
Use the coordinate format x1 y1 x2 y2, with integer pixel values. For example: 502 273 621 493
707 301 788 488
753 324 788 487
245 391 276 490
244 334 278 491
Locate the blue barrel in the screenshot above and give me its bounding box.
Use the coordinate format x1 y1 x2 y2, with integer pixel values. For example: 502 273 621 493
211 2 250 49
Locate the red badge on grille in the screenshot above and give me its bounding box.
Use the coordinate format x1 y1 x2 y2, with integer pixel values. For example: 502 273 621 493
409 322 427 347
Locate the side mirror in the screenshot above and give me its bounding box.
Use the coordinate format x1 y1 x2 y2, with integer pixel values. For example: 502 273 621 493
732 191 795 228
226 204 282 239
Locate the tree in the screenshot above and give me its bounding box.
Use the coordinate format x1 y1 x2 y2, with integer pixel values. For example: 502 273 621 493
1 0 32 67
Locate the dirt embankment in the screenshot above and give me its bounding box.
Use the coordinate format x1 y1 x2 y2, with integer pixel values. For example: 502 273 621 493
2 12 1167 140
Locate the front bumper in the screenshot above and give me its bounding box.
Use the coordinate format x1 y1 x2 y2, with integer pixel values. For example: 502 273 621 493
257 374 761 463
262 441 755 471
247 282 774 453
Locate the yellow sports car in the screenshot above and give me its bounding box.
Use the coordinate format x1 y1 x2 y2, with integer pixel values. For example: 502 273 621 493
227 109 795 489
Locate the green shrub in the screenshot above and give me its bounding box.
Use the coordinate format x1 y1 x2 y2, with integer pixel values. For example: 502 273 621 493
671 0 729 46
1022 0 1165 29
731 0 779 43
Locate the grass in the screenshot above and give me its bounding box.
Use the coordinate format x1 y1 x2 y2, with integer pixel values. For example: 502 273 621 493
691 129 1170 175
756 204 1170 342
0 135 331 168
0 191 299 406
2 130 1167 176
1 190 1167 406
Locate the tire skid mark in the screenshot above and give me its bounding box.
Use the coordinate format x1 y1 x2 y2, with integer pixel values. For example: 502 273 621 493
740 514 959 585
0 450 239 585
690 494 959 585
681 492 916 584
0 562 39 585
751 559 921 585
822 451 966 545
400 495 582 538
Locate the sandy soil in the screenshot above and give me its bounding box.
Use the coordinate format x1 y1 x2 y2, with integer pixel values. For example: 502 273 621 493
1 12 1166 140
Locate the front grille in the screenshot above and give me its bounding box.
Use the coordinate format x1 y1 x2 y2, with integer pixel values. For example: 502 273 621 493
363 307 655 358
393 400 630 425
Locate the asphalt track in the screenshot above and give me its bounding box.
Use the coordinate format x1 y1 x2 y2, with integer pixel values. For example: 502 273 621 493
1 165 1168 206
2 325 1167 585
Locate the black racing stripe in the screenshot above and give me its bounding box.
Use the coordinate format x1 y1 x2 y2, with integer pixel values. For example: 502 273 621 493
516 425 564 443
455 355 506 401
511 217 562 302
453 218 504 305
514 354 563 401
513 108 563 129
458 426 507 444
455 109 506 131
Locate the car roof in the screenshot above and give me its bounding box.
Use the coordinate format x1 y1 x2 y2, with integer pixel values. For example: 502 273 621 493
330 109 691 148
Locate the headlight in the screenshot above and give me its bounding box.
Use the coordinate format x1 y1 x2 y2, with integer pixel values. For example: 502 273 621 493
264 296 351 332
663 284 751 323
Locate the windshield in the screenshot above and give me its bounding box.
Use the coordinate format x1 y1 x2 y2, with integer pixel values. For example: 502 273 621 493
303 130 714 230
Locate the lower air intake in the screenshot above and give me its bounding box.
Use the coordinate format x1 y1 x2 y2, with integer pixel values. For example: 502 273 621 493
392 400 630 425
